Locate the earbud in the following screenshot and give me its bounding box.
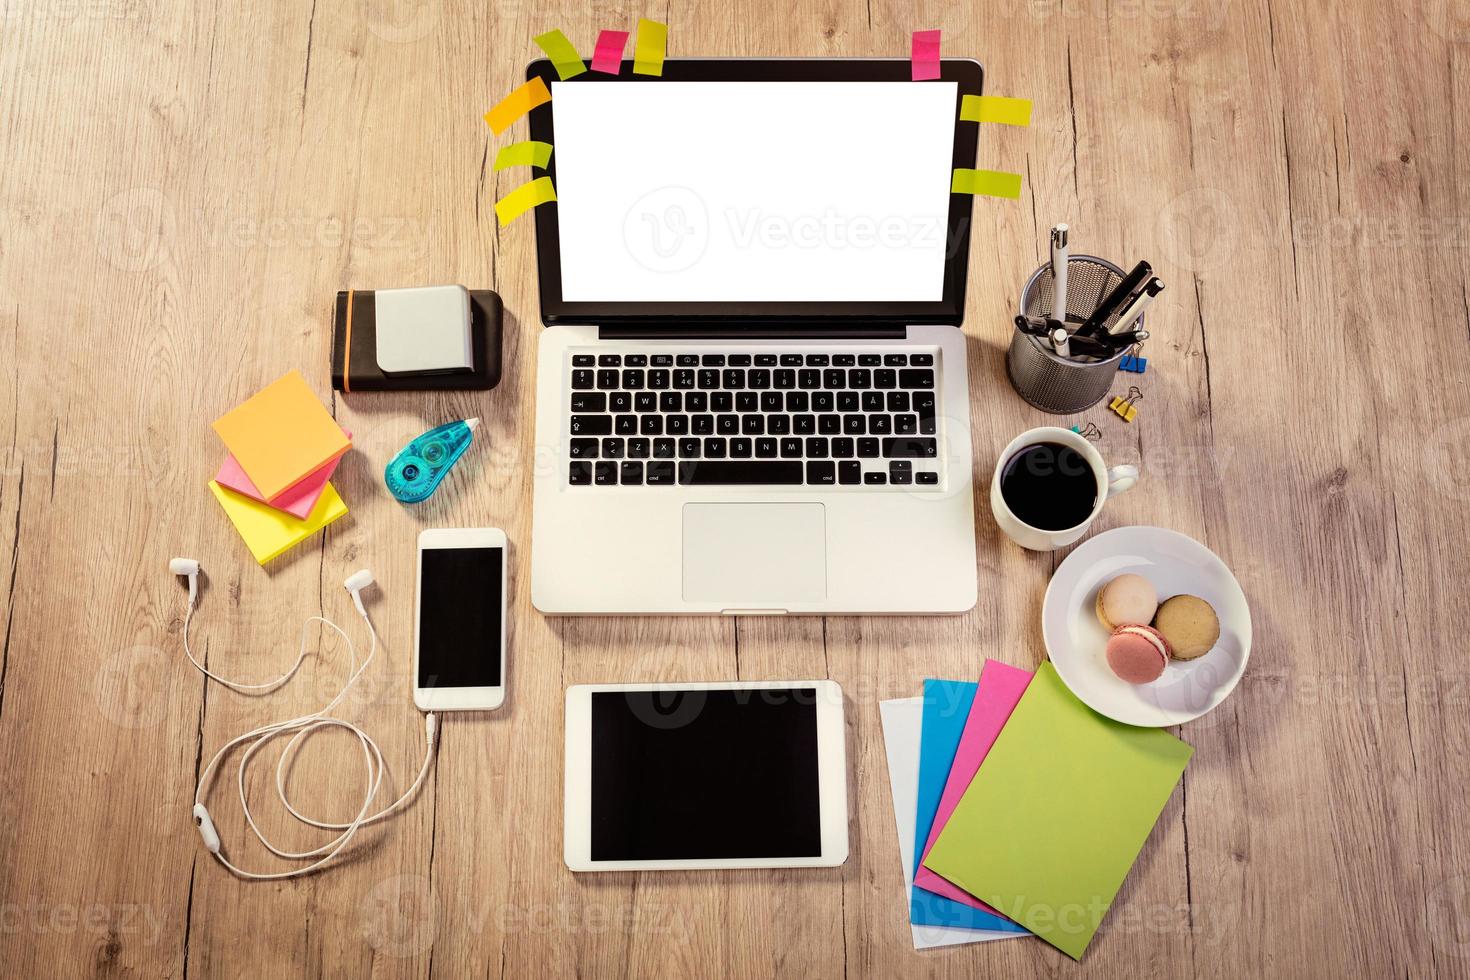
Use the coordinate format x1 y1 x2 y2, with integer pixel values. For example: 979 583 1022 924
170 557 200 606
343 569 374 617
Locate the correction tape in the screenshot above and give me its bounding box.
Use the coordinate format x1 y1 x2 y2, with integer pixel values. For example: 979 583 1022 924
384 419 479 503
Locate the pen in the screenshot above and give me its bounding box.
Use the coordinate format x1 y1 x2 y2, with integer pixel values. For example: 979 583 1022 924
1050 326 1071 358
1109 278 1164 335
1080 260 1152 337
1050 224 1069 329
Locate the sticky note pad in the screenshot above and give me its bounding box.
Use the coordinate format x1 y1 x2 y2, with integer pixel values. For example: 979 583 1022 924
209 480 347 564
214 429 350 521
484 77 552 135
922 662 1193 960
911 29 942 81
496 176 557 227
211 370 351 503
590 29 628 74
959 94 1033 127
951 168 1023 200
534 29 587 80
493 140 554 171
632 18 667 76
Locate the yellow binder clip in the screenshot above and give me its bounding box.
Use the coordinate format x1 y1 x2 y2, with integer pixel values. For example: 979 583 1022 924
1108 386 1143 423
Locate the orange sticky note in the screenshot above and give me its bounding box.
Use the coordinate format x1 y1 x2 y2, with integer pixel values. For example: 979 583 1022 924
211 370 351 503
483 77 552 135
209 480 348 565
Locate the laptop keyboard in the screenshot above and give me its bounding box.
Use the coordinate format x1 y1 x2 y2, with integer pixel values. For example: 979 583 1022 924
565 350 942 488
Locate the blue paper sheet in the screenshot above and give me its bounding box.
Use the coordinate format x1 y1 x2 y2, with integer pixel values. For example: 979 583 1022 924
911 679 1028 934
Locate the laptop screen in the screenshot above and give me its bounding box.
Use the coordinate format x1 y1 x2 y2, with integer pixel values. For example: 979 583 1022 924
551 82 957 304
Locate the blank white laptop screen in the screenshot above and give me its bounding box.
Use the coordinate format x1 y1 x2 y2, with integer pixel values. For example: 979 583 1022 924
551 81 958 303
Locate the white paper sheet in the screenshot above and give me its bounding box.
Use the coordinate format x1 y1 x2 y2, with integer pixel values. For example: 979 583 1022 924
879 698 1024 950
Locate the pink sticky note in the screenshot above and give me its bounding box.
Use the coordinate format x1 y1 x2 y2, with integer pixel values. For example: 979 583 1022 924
911 29 941 81
215 429 351 520
591 29 629 74
912 659 1033 909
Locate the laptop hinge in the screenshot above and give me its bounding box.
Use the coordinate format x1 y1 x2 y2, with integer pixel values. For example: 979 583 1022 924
598 324 908 341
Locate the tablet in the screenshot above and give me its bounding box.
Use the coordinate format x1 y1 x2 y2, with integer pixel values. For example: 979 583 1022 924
564 680 848 871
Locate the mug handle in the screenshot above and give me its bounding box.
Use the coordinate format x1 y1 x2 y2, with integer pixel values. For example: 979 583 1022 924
1107 464 1139 496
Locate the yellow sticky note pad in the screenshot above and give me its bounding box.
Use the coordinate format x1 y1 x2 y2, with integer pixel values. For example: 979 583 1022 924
960 95 1033 127
496 176 557 226
633 18 667 76
210 480 347 565
211 370 350 503
951 168 1023 200
484 77 552 135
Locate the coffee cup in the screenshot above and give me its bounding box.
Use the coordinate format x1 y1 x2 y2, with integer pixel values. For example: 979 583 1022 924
990 426 1137 551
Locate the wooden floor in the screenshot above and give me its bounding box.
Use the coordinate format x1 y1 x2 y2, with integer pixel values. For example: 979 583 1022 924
2 0 1468 976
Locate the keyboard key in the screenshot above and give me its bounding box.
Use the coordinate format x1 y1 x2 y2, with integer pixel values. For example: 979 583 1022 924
698 369 720 389
887 391 910 413
838 461 861 484
869 414 892 435
597 369 619 389
598 354 622 367
701 354 725 366
646 460 676 484
843 415 866 435
818 414 840 435
864 471 887 485
786 391 809 412
723 369 744 389
874 369 897 389
768 415 791 435
806 461 836 485
806 353 830 366
622 369 645 389
595 461 618 485
837 391 859 411
653 438 676 458
780 437 802 458
730 437 753 458
895 414 918 435
677 354 699 367
736 392 758 412
831 437 854 458
780 354 803 366
624 354 647 367
627 438 650 458
692 414 714 435
806 437 829 458
660 391 682 412
569 460 592 484
571 392 606 412
686 392 708 412
572 354 595 367
774 369 796 389
601 438 626 458
882 437 938 458
650 354 673 367
679 437 701 458
849 369 872 389
635 392 657 412
674 369 696 389
571 415 612 435
572 370 594 390
755 437 778 458
793 414 815 435
833 354 855 366
916 470 939 485
862 391 884 412
666 415 689 435
648 369 670 390
911 353 934 366
728 354 752 367
570 438 598 459
813 391 834 411
754 354 778 366
717 414 739 435
610 392 632 412
824 369 845 389
858 353 881 366
890 459 913 477
679 460 804 485
704 437 728 458
884 353 908 366
621 461 644 485
615 415 638 435
640 415 663 435
857 437 880 458
798 369 820 389
742 415 765 435
711 392 733 412
914 391 937 434
899 369 935 389
748 369 771 389
761 392 783 412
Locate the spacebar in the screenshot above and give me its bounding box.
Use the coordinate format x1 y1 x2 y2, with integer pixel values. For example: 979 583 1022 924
678 461 804 485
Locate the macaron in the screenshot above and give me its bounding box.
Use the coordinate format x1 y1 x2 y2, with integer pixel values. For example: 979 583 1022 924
1105 625 1172 684
1153 594 1221 660
1095 573 1159 631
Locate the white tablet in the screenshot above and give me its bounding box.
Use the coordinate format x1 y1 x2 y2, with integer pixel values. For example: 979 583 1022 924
564 680 849 871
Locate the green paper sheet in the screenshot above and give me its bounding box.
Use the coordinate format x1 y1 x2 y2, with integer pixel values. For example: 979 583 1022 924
922 662 1192 960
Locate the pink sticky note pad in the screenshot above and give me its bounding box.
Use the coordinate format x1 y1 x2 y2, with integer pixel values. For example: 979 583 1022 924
215 429 351 520
591 29 629 74
912 659 1033 909
911 29 941 80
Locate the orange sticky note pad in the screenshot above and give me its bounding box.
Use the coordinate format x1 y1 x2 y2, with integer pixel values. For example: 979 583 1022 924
483 77 552 135
211 370 350 503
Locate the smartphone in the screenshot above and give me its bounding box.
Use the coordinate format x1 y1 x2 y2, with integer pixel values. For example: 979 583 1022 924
413 528 507 711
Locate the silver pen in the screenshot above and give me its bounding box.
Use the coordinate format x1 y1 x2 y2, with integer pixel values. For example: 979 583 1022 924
1050 224 1069 329
1109 278 1164 335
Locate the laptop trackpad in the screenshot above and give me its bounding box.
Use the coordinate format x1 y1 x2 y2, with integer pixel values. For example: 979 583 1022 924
682 503 827 605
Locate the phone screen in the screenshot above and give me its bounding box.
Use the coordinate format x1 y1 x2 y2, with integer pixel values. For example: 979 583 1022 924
418 547 503 688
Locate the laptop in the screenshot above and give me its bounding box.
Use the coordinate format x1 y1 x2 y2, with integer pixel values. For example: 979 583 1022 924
528 58 984 615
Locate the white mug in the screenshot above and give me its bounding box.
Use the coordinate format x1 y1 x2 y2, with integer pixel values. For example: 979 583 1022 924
989 426 1138 551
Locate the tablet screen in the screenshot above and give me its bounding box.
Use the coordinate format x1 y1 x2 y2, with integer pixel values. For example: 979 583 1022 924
590 687 822 860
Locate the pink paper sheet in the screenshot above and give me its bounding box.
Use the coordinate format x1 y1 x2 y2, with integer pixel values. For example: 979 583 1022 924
912 659 1033 910
590 29 629 74
214 429 350 520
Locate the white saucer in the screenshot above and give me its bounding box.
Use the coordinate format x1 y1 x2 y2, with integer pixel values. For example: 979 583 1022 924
1042 525 1251 727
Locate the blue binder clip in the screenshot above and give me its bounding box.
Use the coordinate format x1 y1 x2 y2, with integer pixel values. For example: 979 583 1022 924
1118 343 1147 374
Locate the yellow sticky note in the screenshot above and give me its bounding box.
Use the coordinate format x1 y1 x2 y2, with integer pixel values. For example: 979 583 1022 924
951 167 1023 200
209 480 348 565
496 176 557 226
493 140 554 171
960 94 1033 127
211 370 350 503
534 29 587 80
484 77 552 135
633 18 667 76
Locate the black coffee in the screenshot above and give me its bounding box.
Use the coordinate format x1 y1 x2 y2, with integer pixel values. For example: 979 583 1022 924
999 442 1098 531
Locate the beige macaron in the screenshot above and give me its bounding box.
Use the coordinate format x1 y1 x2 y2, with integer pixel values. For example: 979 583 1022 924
1095 573 1160 631
1153 594 1221 660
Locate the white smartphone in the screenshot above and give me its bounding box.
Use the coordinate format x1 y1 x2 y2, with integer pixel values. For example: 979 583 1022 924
413 528 507 712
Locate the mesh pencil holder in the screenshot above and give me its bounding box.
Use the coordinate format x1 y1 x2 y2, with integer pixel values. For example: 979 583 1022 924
1006 254 1137 415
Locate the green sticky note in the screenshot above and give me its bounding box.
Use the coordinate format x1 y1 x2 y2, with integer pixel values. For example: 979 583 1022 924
951 167 1023 199
922 662 1192 960
493 140 554 171
534 29 587 80
959 94 1033 127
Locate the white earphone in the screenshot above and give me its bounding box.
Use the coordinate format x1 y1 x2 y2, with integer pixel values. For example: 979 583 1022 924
170 558 436 880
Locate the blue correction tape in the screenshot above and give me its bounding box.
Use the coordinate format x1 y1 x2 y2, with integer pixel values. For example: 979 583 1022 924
385 418 479 503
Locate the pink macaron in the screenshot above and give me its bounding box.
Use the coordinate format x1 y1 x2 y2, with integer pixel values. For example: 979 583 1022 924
1105 625 1172 684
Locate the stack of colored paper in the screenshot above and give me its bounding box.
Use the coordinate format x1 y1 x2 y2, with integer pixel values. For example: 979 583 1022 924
880 660 1192 959
209 370 351 563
